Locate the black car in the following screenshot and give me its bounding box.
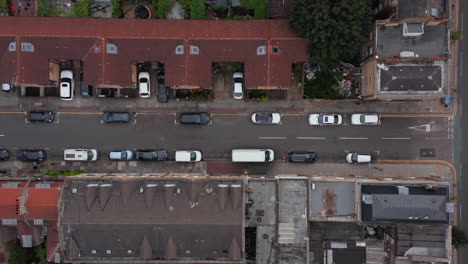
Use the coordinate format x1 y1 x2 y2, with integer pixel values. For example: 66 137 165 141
18 150 46 161
157 72 169 103
101 112 131 123
180 112 211 125
288 151 317 163
0 149 10 161
136 150 168 161
27 111 54 122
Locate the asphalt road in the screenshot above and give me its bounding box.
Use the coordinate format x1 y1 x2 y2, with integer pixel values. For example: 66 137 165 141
459 0 468 260
0 112 453 162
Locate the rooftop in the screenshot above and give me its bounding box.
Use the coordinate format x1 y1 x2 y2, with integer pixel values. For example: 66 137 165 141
0 17 308 88
360 183 451 224
309 181 356 221
397 0 447 18
377 22 448 58
378 63 444 93
59 179 245 262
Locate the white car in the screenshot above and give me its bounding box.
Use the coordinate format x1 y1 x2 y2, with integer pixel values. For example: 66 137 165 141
251 112 281 125
64 149 98 161
346 152 371 164
351 113 380 125
138 72 151 98
175 150 202 162
109 150 133 160
60 70 74 101
233 72 244 100
309 113 342 126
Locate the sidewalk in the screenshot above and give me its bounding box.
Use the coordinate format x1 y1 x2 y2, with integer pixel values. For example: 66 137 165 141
0 92 455 115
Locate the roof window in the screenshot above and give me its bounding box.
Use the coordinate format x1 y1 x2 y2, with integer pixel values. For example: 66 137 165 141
2 182 20 188
272 46 281 54
21 42 34 52
106 43 118 54
190 45 199 55
106 249 112 254
185 249 191 254
175 45 184 55
257 45 266 55
127 249 133 254
91 250 97 255
8 42 16 52
33 219 43 225
2 219 17 225
72 187 78 193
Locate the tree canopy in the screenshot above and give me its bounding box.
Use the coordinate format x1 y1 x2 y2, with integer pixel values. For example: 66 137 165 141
289 0 372 68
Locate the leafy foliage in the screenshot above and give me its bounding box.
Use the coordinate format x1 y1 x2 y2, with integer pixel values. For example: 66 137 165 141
70 0 93 17
190 0 205 19
44 170 84 176
8 240 46 264
153 0 172 18
303 70 346 99
0 0 8 14
289 0 372 68
452 226 468 248
112 0 123 18
37 0 61 16
239 0 265 19
451 29 463 41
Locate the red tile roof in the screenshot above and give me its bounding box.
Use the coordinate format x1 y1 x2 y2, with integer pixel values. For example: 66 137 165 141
0 17 309 88
0 36 19 84
26 188 60 220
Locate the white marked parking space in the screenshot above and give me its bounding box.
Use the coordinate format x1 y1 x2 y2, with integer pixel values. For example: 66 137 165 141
338 137 368 140
258 137 287 140
295 137 326 140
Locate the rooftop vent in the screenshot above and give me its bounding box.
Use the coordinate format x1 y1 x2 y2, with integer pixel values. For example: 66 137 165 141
106 249 112 255
185 249 191 254
2 182 20 188
127 249 133 254
257 45 266 55
72 187 78 193
362 194 373 204
33 219 43 225
272 46 281 53
8 42 16 52
106 44 118 54
190 45 199 55
2 219 17 225
175 45 184 55
91 250 97 255
139 187 144 193
396 186 409 195
35 183 51 189
21 42 34 53
402 22 424 37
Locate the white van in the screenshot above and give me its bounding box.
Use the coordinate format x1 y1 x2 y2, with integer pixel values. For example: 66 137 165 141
175 150 202 162
345 152 371 164
64 149 98 161
231 149 274 162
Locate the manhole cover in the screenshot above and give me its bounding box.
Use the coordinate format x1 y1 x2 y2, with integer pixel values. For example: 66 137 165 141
420 148 435 157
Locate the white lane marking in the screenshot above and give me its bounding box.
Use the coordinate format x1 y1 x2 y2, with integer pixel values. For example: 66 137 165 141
296 137 326 140
381 137 411 140
258 137 287 140
339 137 368 140
424 137 450 140
0 135 4 137
461 51 463 77
408 124 431 132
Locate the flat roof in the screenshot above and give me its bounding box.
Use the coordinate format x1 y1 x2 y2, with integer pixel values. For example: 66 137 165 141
59 179 245 262
377 22 448 58
398 0 447 18
309 181 356 220
379 64 443 93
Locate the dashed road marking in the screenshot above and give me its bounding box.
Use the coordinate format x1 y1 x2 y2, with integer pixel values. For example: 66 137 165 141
339 137 368 140
381 137 411 140
258 137 287 140
296 137 326 140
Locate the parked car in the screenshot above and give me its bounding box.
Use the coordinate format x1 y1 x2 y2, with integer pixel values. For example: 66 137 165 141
136 150 168 161
0 149 10 161
60 70 74 101
351 113 380 125
251 112 281 125
157 72 169 103
288 151 317 163
345 152 371 164
18 150 46 161
64 149 98 161
109 150 133 160
101 112 131 123
232 72 244 100
27 111 54 122
308 113 342 126
138 72 151 98
180 112 211 125
175 150 202 162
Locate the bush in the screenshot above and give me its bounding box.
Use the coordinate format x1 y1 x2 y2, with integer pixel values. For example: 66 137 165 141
112 0 123 17
189 89 213 100
452 226 468 248
0 0 8 14
8 240 46 264
44 170 84 176
190 0 205 19
70 0 93 17
451 29 463 41
303 70 346 100
154 0 172 18
37 0 61 16
239 0 265 19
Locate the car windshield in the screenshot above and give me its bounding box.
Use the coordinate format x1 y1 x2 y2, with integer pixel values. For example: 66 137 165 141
257 113 272 122
87 151 94 160
61 78 72 83
352 153 358 162
121 151 127 159
360 115 367 123
190 152 196 161
140 78 148 83
233 77 243 83
265 151 270 161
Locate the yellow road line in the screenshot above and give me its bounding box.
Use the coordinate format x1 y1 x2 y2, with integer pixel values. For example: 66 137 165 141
0 111 25 114
381 113 453 118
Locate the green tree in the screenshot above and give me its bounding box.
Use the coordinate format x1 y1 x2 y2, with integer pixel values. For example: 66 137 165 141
8 240 36 264
452 226 468 248
190 0 205 19
239 0 266 19
34 244 47 264
289 0 372 68
153 0 172 18
37 0 61 16
112 0 123 18
70 0 93 17
0 0 8 14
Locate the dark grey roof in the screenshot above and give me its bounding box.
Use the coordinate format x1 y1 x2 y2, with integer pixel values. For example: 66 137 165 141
377 22 448 58
59 179 245 262
379 65 442 92
371 194 447 222
398 0 447 18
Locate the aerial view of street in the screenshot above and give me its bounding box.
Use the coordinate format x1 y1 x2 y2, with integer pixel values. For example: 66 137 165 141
0 0 464 263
